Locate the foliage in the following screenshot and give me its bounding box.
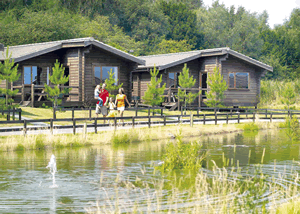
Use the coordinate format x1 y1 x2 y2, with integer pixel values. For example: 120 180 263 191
142 66 166 106
0 47 20 109
281 82 296 111
157 131 205 172
205 66 228 107
243 122 259 132
111 130 139 146
104 69 123 99
44 60 70 108
281 116 300 141
177 64 199 112
151 39 194 55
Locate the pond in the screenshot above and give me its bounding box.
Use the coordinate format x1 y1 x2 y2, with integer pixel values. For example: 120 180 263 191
1 129 300 213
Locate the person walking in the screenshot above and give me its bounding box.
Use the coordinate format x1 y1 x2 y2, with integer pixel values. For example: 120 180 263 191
115 88 131 125
95 83 109 121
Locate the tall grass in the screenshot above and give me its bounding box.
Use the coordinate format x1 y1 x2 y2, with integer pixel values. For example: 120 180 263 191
260 79 300 108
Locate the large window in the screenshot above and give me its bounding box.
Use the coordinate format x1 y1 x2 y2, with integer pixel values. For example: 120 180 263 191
228 72 249 89
168 72 180 88
24 66 39 85
94 66 118 85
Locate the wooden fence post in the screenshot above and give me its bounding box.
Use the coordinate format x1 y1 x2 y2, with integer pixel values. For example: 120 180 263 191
226 113 229 124
246 110 248 119
265 109 267 119
94 118 97 134
135 107 138 117
31 84 34 107
152 108 155 116
132 117 135 128
190 114 193 127
89 107 92 120
238 113 240 123
19 109 21 120
164 115 166 126
148 115 151 128
50 118 53 135
148 107 150 117
177 87 180 111
72 107 74 119
215 112 217 125
161 108 163 116
73 118 76 135
270 112 272 123
230 109 233 117
253 112 255 122
114 117 117 130
203 114 206 125
181 106 183 116
23 120 27 136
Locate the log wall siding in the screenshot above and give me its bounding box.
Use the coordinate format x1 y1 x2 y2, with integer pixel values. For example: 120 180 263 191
64 48 80 102
221 55 261 106
84 47 134 104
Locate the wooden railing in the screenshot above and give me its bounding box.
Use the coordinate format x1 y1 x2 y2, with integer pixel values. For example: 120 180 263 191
164 87 207 109
0 108 22 121
12 84 80 107
0 110 297 135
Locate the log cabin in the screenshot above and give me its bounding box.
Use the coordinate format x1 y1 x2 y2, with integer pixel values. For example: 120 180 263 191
0 37 145 107
133 48 273 109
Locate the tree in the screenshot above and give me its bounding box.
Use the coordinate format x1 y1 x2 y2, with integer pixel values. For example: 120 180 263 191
205 66 228 107
104 69 123 99
151 39 194 55
281 82 296 112
0 47 20 109
44 60 70 110
142 66 166 107
177 64 199 113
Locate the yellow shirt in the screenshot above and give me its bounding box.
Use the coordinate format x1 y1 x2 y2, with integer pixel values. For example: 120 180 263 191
116 94 126 108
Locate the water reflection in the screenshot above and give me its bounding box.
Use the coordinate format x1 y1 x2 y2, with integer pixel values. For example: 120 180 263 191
0 130 300 213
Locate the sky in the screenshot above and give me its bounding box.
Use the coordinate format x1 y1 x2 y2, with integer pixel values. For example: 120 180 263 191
202 0 300 28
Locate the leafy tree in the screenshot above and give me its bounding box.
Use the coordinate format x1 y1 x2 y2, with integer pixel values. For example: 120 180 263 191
44 60 70 110
0 47 20 109
177 64 199 113
142 66 166 106
104 69 123 99
205 66 228 107
151 39 194 55
281 82 296 112
161 1 202 48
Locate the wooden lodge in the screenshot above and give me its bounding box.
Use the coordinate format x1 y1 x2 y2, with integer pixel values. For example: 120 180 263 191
133 48 273 109
0 38 273 109
0 37 144 107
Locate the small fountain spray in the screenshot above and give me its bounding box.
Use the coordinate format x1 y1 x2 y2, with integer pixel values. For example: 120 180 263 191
46 154 58 188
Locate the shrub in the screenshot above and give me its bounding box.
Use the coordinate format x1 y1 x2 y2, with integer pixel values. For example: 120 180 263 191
282 116 300 141
15 143 25 151
35 135 45 150
243 122 259 132
157 133 206 172
111 130 139 146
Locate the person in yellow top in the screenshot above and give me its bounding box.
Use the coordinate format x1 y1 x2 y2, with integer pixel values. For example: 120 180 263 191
115 88 131 124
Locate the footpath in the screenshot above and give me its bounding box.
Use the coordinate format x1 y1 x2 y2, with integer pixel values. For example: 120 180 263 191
0 117 285 136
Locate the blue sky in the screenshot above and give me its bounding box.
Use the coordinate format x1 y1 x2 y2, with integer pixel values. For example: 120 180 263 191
202 0 300 28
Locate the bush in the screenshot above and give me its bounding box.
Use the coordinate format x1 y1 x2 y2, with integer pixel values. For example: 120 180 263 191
111 130 139 145
35 135 45 150
243 122 259 132
282 116 300 141
157 132 205 172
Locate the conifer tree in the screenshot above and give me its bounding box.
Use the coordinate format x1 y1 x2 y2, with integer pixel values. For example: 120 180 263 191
281 82 296 112
205 66 228 107
142 66 166 106
177 64 199 113
44 59 70 109
0 47 20 109
104 69 123 99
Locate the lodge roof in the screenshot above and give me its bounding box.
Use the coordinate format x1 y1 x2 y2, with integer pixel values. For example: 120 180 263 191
0 37 145 65
138 47 273 72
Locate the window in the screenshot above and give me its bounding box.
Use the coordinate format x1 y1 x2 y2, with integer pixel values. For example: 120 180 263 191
168 72 180 88
94 66 118 85
24 66 39 85
228 72 249 89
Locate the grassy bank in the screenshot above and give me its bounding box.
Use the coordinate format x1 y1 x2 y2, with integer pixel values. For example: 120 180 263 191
0 119 281 152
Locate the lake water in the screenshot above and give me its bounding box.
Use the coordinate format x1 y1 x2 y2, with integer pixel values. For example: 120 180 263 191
1 130 300 213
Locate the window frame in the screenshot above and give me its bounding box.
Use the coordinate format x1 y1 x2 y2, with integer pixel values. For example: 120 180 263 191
93 64 120 86
228 72 249 90
168 72 180 88
23 66 38 85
